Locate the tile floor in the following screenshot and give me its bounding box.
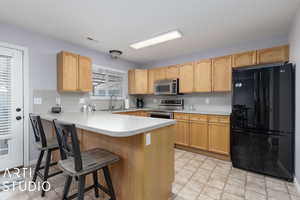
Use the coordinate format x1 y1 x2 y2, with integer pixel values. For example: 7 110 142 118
0 149 299 200
172 149 300 200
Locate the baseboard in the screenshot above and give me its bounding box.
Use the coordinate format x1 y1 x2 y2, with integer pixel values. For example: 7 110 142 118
294 177 300 194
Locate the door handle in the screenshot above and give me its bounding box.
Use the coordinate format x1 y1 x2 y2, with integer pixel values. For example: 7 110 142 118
16 116 22 120
16 108 21 112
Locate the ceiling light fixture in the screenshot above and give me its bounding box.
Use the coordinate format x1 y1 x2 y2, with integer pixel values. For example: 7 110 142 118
130 30 182 50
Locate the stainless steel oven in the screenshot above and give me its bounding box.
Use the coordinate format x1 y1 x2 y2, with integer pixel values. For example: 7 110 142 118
154 79 178 95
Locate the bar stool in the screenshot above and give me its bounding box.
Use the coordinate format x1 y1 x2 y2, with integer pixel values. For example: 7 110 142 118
53 120 120 200
29 114 63 197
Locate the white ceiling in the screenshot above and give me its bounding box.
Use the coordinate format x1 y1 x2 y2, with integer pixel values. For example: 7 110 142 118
0 0 299 65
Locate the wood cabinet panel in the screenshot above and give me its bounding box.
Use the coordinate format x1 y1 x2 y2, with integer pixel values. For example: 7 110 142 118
175 120 190 146
148 69 155 94
232 51 257 68
154 67 166 81
189 114 208 122
135 69 148 94
166 65 179 79
174 113 190 121
190 121 208 150
208 122 230 155
194 59 212 92
78 56 92 92
57 51 78 92
179 62 194 93
212 56 232 92
128 69 148 94
257 45 289 64
128 70 136 94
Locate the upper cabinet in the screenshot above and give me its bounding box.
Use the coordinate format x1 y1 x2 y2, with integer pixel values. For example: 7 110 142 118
128 69 148 95
179 62 194 93
154 67 166 81
212 56 232 92
194 59 212 93
57 51 92 92
148 69 155 94
232 51 257 68
165 65 179 79
78 56 92 92
257 45 289 64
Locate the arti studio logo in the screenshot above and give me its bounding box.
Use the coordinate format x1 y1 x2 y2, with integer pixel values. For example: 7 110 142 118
1 168 51 192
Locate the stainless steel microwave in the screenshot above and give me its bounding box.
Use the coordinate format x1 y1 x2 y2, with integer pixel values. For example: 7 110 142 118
154 79 179 95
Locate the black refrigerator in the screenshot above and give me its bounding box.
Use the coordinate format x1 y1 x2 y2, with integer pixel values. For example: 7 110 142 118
231 63 295 181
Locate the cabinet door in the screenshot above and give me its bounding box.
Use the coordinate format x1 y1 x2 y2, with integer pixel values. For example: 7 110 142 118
134 69 148 94
148 69 155 94
179 62 194 93
78 56 92 92
257 45 289 64
57 51 78 92
175 120 189 146
154 67 166 81
232 51 257 68
208 122 229 155
212 56 232 92
190 121 208 150
128 70 136 94
194 59 212 92
166 65 179 79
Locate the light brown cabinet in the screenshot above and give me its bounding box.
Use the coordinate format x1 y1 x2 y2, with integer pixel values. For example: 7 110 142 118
166 65 179 79
175 120 190 146
257 45 289 64
208 116 230 155
212 56 232 92
128 69 148 94
154 67 166 81
179 62 194 93
194 59 212 92
57 51 92 92
148 69 155 94
232 51 257 68
78 56 92 92
190 114 208 150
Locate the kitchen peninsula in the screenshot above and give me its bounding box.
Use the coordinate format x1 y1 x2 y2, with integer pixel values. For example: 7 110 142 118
39 112 176 200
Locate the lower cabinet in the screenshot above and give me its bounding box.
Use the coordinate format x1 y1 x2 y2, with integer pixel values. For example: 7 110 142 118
208 122 230 155
190 121 208 150
175 113 230 156
175 120 190 146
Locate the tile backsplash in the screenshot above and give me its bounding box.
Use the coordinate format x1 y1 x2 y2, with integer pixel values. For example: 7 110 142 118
32 89 124 113
139 92 232 112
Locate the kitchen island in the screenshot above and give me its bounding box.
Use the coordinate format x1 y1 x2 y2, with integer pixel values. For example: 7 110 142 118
40 112 176 200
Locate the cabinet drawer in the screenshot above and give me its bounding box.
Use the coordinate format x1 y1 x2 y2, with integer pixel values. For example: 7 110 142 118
174 113 189 121
208 115 229 123
189 114 208 122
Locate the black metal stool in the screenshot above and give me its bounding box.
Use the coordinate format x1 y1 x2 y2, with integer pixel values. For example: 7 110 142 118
29 114 63 197
53 120 120 200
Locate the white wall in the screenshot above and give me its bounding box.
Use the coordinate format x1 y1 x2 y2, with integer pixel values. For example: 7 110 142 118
289 6 300 183
0 23 138 162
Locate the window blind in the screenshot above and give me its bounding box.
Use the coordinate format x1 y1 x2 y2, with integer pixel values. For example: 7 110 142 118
0 55 12 135
91 66 125 98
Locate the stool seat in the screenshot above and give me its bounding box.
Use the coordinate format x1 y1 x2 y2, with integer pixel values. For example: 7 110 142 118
58 148 119 176
36 138 59 150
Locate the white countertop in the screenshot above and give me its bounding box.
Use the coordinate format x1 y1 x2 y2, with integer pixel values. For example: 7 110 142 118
113 108 231 116
40 111 176 137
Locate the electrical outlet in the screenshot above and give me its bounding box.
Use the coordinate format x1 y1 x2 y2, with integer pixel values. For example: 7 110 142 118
146 133 151 146
205 98 210 104
79 98 85 104
33 97 42 105
56 97 61 105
